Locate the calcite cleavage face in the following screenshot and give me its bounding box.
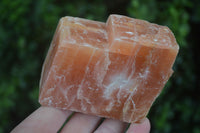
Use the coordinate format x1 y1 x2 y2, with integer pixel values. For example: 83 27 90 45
39 15 179 123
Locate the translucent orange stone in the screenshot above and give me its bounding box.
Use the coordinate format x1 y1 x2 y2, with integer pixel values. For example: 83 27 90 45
39 15 179 123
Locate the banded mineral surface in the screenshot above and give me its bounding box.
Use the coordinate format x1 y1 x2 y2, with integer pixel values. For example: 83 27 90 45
39 15 179 123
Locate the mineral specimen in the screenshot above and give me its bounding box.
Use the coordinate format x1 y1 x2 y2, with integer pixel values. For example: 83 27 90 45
39 15 179 123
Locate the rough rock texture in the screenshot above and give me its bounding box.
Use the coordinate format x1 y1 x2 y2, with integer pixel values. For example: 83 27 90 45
39 15 179 123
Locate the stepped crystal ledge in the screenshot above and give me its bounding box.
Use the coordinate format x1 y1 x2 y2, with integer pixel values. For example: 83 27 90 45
39 14 179 123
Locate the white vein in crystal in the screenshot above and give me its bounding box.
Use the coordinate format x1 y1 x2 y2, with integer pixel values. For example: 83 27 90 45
95 50 111 86
77 48 96 111
106 102 114 112
114 38 121 41
74 21 85 26
120 36 130 40
82 43 95 48
46 87 55 94
139 67 150 79
41 96 53 105
126 31 134 35
62 85 74 102
122 86 137 121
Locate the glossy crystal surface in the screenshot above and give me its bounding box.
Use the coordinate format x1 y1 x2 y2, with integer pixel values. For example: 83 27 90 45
39 15 179 123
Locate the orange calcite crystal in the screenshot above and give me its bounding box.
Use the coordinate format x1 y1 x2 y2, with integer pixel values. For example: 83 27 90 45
39 15 179 123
